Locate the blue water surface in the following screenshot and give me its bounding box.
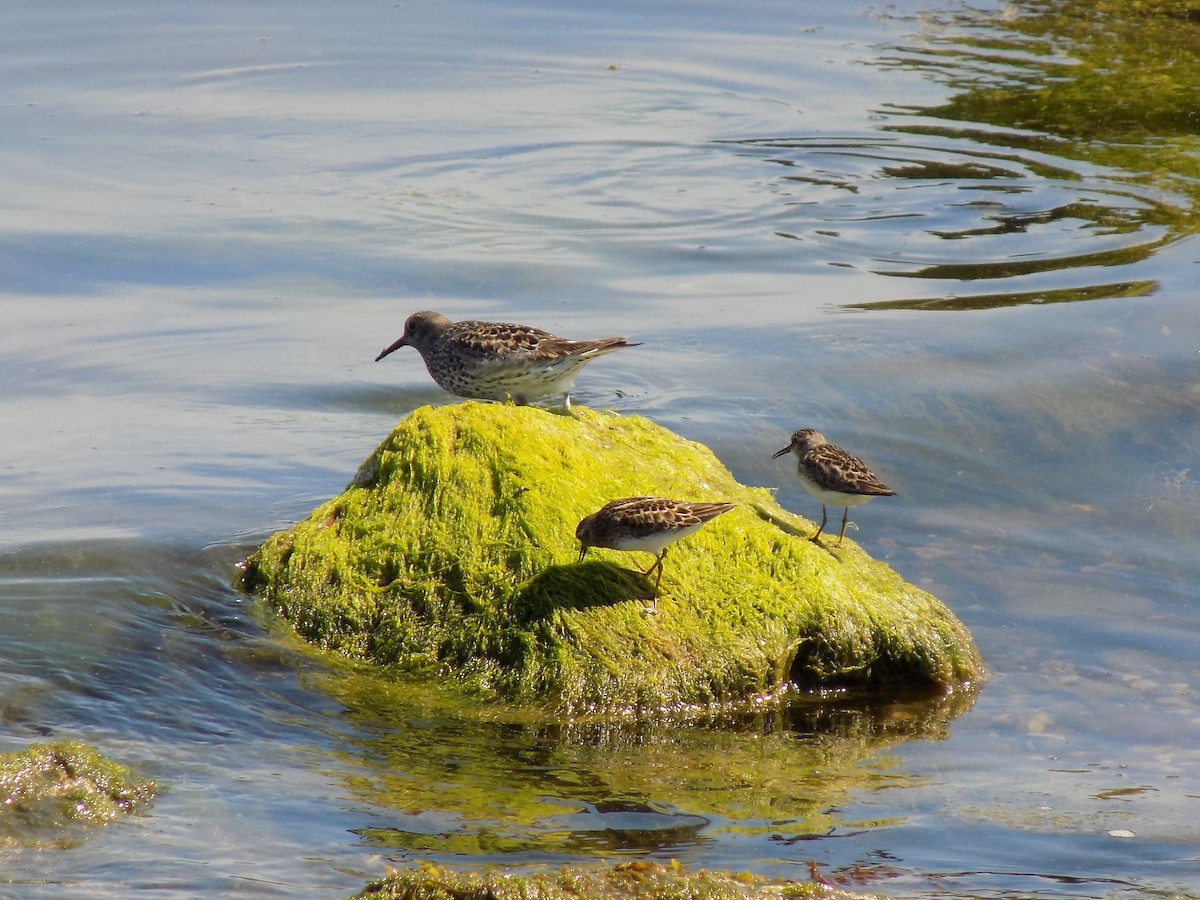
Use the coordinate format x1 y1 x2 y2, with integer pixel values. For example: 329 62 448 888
3 1 1199 897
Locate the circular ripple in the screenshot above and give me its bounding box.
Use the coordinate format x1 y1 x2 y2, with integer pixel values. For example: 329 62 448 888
723 131 1185 282
344 126 1186 310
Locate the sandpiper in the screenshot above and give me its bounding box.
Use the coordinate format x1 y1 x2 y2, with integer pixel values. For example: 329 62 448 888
575 497 736 601
375 310 638 407
772 429 895 547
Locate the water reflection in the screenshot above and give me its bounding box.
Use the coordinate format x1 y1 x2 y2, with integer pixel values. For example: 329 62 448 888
875 0 1200 284
316 668 974 860
721 134 1185 293
844 278 1156 310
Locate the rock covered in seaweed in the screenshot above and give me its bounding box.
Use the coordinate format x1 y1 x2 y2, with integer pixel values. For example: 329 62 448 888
0 741 156 847
241 402 983 713
355 860 880 900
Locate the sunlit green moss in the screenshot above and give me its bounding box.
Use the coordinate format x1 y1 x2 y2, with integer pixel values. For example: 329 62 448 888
355 860 884 900
243 403 982 713
0 741 156 848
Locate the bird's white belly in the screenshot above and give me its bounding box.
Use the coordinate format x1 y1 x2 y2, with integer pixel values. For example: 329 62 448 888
796 470 877 508
472 357 581 399
611 522 703 554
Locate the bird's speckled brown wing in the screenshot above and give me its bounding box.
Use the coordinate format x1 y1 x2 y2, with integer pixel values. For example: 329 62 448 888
447 320 631 361
602 497 735 535
443 321 556 358
805 445 894 496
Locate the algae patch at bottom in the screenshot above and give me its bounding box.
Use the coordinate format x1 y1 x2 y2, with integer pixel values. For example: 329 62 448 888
355 861 883 900
0 741 156 848
242 402 982 712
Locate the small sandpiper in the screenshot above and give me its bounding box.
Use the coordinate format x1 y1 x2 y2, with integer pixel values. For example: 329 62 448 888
375 310 638 407
772 429 895 547
575 497 736 602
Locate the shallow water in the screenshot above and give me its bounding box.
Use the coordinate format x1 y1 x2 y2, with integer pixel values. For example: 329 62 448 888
3 1 1200 897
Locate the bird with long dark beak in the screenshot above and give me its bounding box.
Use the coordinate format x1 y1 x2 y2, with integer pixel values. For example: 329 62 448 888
375 310 638 407
772 429 895 546
575 497 735 603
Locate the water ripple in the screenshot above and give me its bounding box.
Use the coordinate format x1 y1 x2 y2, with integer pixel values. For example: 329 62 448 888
346 123 1187 314
722 132 1185 290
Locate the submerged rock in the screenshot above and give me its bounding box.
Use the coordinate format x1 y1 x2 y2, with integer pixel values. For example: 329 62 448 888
242 403 982 713
355 860 881 900
0 741 156 847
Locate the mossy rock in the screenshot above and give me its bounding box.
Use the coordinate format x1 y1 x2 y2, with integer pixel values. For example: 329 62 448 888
242 403 982 713
355 860 884 900
0 741 156 847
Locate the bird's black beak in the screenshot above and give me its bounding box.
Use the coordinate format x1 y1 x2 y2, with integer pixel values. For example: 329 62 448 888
375 335 408 362
771 445 791 459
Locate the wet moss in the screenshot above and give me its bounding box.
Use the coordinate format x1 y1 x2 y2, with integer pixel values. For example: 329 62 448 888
243 403 982 713
355 860 884 900
0 741 156 847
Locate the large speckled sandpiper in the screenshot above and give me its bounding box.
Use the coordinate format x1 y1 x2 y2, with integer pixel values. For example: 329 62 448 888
375 310 638 407
772 429 895 547
575 497 736 601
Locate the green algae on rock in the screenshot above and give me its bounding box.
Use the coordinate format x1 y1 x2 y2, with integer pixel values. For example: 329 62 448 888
355 860 884 900
242 402 982 712
0 741 156 847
